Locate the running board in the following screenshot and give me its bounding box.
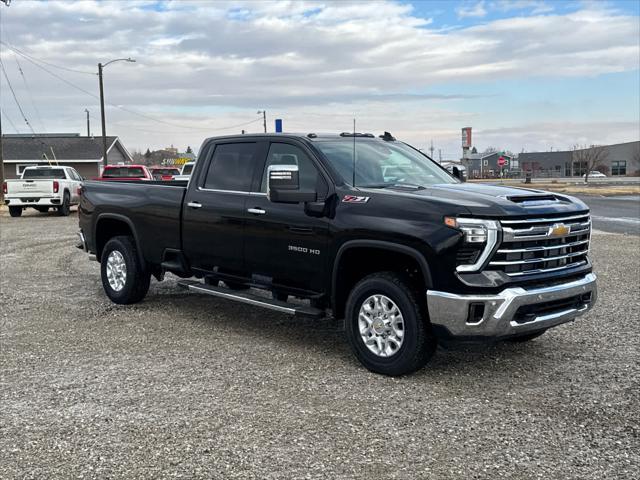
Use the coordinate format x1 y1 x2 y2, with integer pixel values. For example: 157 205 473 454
177 280 324 318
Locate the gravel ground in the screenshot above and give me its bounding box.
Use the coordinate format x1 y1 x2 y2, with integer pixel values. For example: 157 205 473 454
1 208 638 479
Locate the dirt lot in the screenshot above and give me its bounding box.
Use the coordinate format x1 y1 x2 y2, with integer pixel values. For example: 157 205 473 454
1 209 639 479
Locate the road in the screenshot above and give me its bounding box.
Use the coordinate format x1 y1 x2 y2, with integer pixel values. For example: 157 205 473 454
576 195 640 235
1 209 639 479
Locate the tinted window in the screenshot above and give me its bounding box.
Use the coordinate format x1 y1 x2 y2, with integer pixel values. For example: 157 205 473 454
152 168 180 175
204 143 257 191
260 143 326 196
182 163 194 175
23 168 66 179
102 167 146 178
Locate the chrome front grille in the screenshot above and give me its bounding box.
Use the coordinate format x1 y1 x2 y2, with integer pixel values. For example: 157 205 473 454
489 213 591 277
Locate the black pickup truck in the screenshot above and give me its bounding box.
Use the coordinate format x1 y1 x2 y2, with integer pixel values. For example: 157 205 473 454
78 133 597 375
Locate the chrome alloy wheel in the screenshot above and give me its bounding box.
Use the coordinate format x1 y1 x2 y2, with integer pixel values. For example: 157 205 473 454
358 294 405 357
106 250 127 292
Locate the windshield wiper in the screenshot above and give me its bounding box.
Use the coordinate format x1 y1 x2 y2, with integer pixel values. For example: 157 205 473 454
361 182 426 190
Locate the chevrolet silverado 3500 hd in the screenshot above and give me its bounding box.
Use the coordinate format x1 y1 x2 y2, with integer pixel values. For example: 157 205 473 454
78 133 597 375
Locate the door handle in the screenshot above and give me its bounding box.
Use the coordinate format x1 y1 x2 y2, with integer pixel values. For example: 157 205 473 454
187 201 202 209
247 207 266 215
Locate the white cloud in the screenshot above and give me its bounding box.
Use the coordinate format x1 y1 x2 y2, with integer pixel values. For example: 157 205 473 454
0 0 637 156
456 1 488 19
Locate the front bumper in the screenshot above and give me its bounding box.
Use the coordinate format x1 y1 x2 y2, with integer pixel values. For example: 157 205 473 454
427 273 597 340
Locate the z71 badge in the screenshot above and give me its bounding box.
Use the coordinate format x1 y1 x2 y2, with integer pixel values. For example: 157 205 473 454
342 195 370 203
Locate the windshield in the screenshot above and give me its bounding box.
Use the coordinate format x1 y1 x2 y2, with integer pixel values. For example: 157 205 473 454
313 139 456 187
103 167 146 178
22 168 66 179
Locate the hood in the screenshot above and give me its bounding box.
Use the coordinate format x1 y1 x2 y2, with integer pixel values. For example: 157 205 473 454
362 182 589 218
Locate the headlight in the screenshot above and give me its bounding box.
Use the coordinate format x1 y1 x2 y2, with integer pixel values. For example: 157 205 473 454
445 217 500 272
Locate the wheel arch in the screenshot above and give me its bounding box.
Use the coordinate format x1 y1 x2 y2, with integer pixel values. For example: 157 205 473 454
331 240 433 319
94 213 145 266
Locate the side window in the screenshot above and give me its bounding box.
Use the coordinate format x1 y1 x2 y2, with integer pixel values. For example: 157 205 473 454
260 143 327 196
203 143 257 191
70 169 81 181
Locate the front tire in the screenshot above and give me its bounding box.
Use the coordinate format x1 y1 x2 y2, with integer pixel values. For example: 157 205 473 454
9 206 23 217
57 191 71 216
345 272 437 376
100 236 151 304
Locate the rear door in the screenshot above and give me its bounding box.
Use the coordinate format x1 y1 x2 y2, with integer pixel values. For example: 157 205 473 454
243 141 330 293
182 140 266 277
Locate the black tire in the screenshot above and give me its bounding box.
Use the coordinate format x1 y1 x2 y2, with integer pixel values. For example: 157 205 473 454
9 206 22 217
345 272 437 376
35 206 50 213
225 281 250 290
506 330 547 343
57 191 71 216
100 235 151 304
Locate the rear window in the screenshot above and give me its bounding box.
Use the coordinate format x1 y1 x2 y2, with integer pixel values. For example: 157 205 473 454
22 168 66 179
151 168 180 175
102 167 146 178
182 163 194 175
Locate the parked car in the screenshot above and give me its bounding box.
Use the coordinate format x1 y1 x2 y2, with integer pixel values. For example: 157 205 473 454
150 166 181 181
583 171 607 179
172 161 195 181
78 133 597 376
3 165 82 217
96 165 153 181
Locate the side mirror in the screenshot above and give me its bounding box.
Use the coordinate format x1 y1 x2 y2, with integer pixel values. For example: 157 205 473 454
452 166 465 182
268 165 317 203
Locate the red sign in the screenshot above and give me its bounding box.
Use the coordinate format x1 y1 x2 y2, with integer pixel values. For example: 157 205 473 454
498 156 506 166
461 127 472 148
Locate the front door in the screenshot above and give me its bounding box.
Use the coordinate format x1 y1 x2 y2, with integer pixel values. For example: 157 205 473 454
182 141 265 276
244 141 330 294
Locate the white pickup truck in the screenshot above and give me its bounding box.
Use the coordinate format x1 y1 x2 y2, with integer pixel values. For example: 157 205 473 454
3 165 83 217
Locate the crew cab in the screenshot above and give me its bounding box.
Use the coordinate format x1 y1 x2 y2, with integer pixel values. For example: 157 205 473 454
78 133 597 375
4 165 82 217
172 161 195 181
150 166 181 181
96 165 153 181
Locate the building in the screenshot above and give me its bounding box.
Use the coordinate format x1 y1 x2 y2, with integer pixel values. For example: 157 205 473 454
2 133 132 179
518 141 640 177
464 151 516 179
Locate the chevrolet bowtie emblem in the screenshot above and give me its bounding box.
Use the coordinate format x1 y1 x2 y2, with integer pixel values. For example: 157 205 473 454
549 223 570 236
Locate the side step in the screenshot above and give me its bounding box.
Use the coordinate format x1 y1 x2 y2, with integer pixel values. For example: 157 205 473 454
177 280 325 319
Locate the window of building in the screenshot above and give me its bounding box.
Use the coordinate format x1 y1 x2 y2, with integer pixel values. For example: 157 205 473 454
203 143 257 191
611 161 627 176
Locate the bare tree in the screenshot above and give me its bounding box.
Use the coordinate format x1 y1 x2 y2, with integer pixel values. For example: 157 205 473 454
572 145 608 183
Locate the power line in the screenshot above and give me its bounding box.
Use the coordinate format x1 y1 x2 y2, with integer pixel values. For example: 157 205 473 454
2 41 263 133
1 108 21 133
14 54 46 132
0 58 36 134
1 40 95 75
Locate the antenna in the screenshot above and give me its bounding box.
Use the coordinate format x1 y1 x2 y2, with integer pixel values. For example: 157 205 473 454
352 118 356 187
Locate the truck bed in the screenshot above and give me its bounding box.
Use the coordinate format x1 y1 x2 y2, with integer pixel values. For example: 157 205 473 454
80 180 188 265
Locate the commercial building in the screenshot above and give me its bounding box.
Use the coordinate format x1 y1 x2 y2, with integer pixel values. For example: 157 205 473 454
2 133 132 179
518 141 639 177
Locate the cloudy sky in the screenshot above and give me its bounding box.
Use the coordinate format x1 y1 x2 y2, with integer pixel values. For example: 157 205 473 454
0 0 638 158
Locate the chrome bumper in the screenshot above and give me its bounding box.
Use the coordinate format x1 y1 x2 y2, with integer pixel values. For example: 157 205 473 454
427 273 597 339
76 230 87 252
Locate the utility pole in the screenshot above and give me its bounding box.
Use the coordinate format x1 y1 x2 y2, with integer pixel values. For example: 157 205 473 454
0 0 9 201
98 58 135 168
257 110 267 133
98 62 107 167
85 109 90 136
429 140 435 159
438 149 442 164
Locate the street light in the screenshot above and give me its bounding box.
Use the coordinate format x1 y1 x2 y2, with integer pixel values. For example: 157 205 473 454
257 110 267 133
98 57 135 167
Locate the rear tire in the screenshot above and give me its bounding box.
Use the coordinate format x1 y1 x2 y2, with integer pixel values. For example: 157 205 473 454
57 191 71 216
9 206 22 217
100 235 151 304
345 272 437 376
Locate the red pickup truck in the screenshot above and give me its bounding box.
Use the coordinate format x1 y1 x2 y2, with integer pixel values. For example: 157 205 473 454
96 165 153 181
